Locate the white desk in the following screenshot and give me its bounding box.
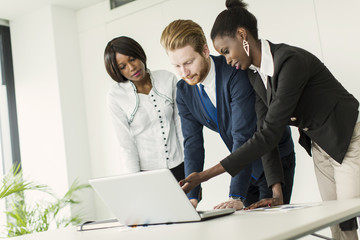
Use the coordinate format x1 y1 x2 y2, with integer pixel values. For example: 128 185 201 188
9 199 360 240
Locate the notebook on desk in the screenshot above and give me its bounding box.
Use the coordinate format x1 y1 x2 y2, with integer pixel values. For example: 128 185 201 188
88 169 235 227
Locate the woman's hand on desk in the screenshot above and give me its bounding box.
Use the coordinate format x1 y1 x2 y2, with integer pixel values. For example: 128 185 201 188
244 197 283 210
245 183 284 210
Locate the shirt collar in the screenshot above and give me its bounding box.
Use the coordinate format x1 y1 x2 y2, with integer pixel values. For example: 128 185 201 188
249 39 274 77
198 57 215 88
260 39 274 77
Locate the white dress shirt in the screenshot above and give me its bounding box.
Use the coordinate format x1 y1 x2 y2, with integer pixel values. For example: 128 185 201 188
197 57 217 107
249 39 274 89
107 69 184 174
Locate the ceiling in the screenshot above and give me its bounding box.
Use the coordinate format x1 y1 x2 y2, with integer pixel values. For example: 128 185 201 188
0 0 106 20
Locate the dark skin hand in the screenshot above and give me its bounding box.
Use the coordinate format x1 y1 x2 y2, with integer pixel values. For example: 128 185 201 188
180 164 284 210
180 163 225 193
244 183 284 210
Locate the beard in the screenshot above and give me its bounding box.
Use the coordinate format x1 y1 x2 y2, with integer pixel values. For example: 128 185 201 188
183 56 210 85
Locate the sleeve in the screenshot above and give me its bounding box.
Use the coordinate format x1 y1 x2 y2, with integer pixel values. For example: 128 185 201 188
176 84 204 200
228 70 257 198
171 75 184 156
254 91 284 187
107 93 141 174
221 54 309 178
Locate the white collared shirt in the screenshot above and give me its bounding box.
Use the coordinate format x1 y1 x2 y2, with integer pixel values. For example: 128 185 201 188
249 39 274 89
107 69 184 174
197 58 217 107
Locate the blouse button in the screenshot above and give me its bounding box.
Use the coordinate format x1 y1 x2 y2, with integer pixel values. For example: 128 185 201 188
290 117 297 121
162 132 165 134
154 105 157 107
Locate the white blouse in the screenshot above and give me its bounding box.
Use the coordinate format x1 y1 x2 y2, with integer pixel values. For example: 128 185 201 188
107 69 184 174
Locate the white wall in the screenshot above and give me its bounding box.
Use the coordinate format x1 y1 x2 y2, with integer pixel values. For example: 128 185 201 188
52 5 94 219
6 0 360 223
11 6 69 195
9 5 94 220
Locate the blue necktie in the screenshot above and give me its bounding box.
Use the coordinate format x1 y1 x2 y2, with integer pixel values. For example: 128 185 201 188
199 84 218 125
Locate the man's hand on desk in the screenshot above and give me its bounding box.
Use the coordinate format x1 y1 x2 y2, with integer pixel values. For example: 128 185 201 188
213 198 244 210
190 199 198 208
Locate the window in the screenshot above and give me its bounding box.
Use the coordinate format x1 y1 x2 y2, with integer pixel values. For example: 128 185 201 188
110 0 135 9
0 21 21 228
0 23 21 174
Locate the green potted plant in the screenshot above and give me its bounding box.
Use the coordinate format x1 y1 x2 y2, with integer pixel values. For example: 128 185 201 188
0 165 90 237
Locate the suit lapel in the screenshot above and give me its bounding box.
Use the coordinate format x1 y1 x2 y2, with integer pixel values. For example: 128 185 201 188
248 70 267 104
193 85 207 115
266 77 272 105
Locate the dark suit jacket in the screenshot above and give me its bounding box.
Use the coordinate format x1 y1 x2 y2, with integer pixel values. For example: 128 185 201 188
177 55 294 199
221 41 359 186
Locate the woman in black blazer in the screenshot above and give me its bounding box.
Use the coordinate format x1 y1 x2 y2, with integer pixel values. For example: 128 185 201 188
180 0 360 239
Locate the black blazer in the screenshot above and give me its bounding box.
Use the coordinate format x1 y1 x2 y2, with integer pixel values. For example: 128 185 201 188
221 41 359 186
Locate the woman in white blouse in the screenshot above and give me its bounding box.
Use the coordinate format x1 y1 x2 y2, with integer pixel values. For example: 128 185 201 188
104 36 184 181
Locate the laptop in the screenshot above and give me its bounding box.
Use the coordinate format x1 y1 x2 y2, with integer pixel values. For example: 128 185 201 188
89 169 235 226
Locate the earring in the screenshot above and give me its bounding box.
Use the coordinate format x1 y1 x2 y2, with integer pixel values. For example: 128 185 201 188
243 39 250 57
